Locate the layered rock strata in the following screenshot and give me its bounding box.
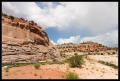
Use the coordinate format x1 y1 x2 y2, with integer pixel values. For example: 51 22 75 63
2 14 60 64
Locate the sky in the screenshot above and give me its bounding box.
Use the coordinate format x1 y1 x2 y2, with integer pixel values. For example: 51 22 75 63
2 2 118 47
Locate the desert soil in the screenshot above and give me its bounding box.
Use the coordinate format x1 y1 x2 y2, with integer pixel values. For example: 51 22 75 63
2 55 118 79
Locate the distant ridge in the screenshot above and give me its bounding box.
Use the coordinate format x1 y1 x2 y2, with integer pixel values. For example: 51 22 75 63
56 41 114 53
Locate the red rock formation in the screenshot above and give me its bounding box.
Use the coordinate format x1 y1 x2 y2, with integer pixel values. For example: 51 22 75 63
2 13 60 64
56 41 110 53
78 41 109 52
2 14 49 46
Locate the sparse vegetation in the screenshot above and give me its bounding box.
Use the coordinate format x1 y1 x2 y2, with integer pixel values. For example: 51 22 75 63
107 52 110 55
101 53 103 55
33 62 40 69
39 61 49 65
51 58 64 64
4 65 11 72
2 63 33 68
9 15 14 21
2 13 8 17
64 71 79 79
112 51 116 54
67 53 84 68
98 61 118 69
2 61 50 69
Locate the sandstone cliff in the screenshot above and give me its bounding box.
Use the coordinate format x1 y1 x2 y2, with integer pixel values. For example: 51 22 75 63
2 13 60 64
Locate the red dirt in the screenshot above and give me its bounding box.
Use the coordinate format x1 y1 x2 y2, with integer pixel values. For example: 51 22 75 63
2 64 65 79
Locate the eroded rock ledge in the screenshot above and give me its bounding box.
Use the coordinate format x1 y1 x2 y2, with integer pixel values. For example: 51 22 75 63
2 13 61 64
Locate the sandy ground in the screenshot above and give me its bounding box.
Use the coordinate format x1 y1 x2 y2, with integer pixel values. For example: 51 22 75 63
87 55 118 66
75 59 118 79
2 55 118 79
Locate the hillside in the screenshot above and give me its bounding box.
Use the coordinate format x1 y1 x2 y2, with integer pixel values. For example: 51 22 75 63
56 41 113 54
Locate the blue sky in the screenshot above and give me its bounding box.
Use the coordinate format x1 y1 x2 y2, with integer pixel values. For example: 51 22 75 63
2 2 118 47
36 2 61 9
45 26 93 43
45 27 60 43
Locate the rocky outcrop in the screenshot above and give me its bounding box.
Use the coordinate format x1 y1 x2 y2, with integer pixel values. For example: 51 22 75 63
2 14 49 46
2 43 60 64
78 41 109 52
2 13 60 64
56 41 110 54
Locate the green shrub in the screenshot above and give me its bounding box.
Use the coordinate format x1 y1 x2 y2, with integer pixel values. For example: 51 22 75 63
4 65 11 72
33 62 40 69
107 52 110 55
112 51 115 54
67 53 84 68
9 15 14 21
65 71 79 79
14 63 31 67
98 61 118 69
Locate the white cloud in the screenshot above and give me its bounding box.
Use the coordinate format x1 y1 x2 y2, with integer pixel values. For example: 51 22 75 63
48 2 118 35
50 40 57 45
57 35 81 44
2 2 118 34
81 30 118 47
2 2 56 29
53 30 118 47
2 2 118 47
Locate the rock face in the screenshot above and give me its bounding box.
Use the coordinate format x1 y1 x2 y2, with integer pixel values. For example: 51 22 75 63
56 41 110 54
2 14 60 64
2 14 49 46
